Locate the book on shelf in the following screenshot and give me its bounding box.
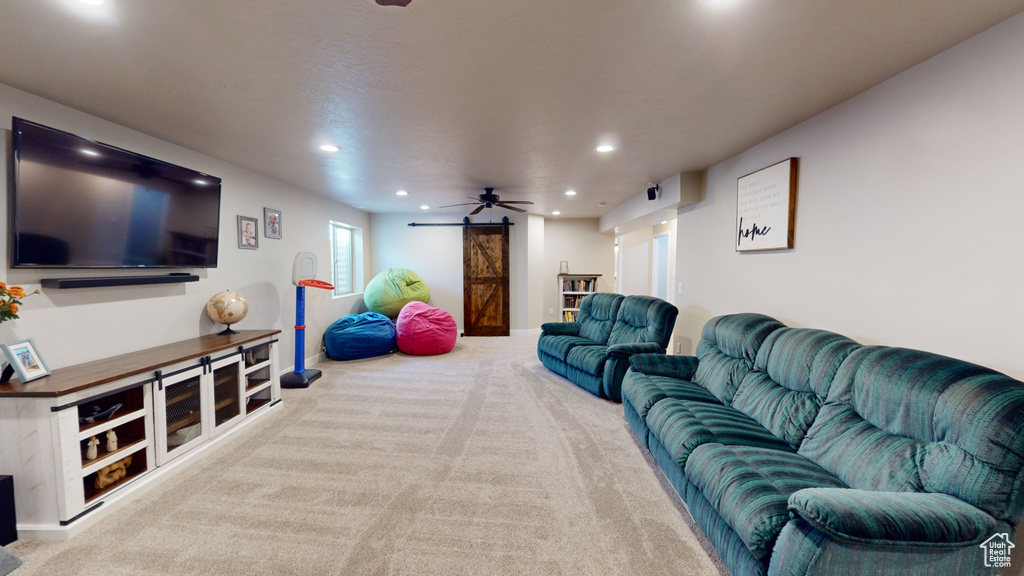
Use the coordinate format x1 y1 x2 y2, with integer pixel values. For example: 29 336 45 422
561 278 597 292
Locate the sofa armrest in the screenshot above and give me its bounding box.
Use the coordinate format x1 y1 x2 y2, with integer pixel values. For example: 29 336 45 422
540 322 580 337
628 353 700 380
607 342 664 359
788 488 996 548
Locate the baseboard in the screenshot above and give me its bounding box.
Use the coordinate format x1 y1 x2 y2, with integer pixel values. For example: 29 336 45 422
280 351 325 376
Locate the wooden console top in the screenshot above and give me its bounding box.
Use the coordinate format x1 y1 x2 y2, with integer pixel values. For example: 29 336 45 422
0 330 281 398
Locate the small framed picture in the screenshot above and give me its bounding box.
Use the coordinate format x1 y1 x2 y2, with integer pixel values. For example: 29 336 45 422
264 208 282 239
2 339 51 383
238 215 259 249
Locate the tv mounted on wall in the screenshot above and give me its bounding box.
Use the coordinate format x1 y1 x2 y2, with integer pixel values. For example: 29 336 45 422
10 117 222 269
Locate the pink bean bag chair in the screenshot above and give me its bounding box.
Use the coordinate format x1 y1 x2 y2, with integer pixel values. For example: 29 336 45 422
395 301 457 356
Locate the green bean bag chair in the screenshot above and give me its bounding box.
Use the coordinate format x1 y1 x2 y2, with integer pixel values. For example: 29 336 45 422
364 268 431 318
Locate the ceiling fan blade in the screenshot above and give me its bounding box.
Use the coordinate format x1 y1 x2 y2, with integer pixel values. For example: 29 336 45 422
495 200 534 205
470 204 487 215
496 203 527 213
438 202 481 209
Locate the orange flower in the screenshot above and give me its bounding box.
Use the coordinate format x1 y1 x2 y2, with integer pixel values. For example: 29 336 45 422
8 286 25 299
0 282 6 290
8 303 18 315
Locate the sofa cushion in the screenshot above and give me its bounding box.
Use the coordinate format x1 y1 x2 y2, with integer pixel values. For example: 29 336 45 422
691 313 785 404
730 328 860 448
576 293 624 344
799 345 1024 523
646 398 793 470
622 374 722 424
538 334 598 361
788 488 996 548
565 345 609 376
607 295 678 348
685 444 847 560
798 403 927 493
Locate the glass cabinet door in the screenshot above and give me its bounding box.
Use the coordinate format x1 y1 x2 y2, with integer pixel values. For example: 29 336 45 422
155 366 206 465
210 354 244 434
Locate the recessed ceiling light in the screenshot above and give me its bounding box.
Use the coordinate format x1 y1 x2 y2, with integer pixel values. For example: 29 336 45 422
79 0 104 4
396 190 408 196
320 144 340 152
552 211 561 216
420 205 429 210
565 190 576 196
80 149 100 156
596 145 614 153
598 202 607 207
661 220 668 225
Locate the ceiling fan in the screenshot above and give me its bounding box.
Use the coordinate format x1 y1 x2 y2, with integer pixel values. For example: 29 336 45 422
439 188 534 215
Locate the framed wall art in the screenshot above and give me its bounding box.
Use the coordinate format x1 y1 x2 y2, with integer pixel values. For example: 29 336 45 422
735 157 799 252
264 207 282 239
238 215 259 249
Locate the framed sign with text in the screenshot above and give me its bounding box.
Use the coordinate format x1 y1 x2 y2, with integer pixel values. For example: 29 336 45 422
735 158 798 252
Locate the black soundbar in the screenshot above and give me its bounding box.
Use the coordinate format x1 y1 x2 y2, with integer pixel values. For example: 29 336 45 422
41 274 200 289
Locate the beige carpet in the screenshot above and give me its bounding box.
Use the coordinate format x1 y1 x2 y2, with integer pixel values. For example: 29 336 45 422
8 335 724 575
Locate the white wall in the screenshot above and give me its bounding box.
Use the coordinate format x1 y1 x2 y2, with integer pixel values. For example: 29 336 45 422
0 83 370 371
618 227 652 297
674 12 1024 380
370 212 534 331
526 214 546 330
542 219 615 322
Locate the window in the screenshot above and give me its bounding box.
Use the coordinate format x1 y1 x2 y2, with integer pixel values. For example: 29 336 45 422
330 221 362 297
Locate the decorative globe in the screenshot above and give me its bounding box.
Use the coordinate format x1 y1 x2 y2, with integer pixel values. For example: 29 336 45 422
206 290 248 334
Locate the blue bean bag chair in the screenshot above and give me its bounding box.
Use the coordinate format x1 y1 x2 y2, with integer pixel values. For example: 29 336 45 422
324 312 396 360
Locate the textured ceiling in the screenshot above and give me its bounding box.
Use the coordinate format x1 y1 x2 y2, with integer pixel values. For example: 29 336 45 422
1 0 1022 217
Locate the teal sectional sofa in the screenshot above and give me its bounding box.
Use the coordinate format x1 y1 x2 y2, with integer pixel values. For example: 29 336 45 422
538 293 678 401
623 313 1024 576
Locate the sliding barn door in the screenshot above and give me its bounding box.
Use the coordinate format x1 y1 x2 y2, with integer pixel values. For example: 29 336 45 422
463 225 510 336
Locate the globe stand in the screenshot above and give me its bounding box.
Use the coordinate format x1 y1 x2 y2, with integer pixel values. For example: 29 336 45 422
217 327 240 336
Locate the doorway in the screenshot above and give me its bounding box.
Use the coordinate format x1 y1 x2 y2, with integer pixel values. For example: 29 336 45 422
651 233 670 300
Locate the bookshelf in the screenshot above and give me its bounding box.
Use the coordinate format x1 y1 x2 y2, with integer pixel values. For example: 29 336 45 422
559 274 601 322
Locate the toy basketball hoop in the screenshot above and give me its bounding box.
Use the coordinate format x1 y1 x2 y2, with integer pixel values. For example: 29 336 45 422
281 253 334 389
298 279 334 290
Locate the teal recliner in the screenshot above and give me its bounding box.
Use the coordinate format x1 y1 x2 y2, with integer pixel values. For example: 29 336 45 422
623 313 1024 576
537 293 678 401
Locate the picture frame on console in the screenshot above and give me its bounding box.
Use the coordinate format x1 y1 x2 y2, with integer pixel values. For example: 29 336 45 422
1 338 50 383
238 215 259 250
264 208 282 239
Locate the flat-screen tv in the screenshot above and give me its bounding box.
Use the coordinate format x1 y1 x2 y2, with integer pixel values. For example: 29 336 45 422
10 117 222 268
